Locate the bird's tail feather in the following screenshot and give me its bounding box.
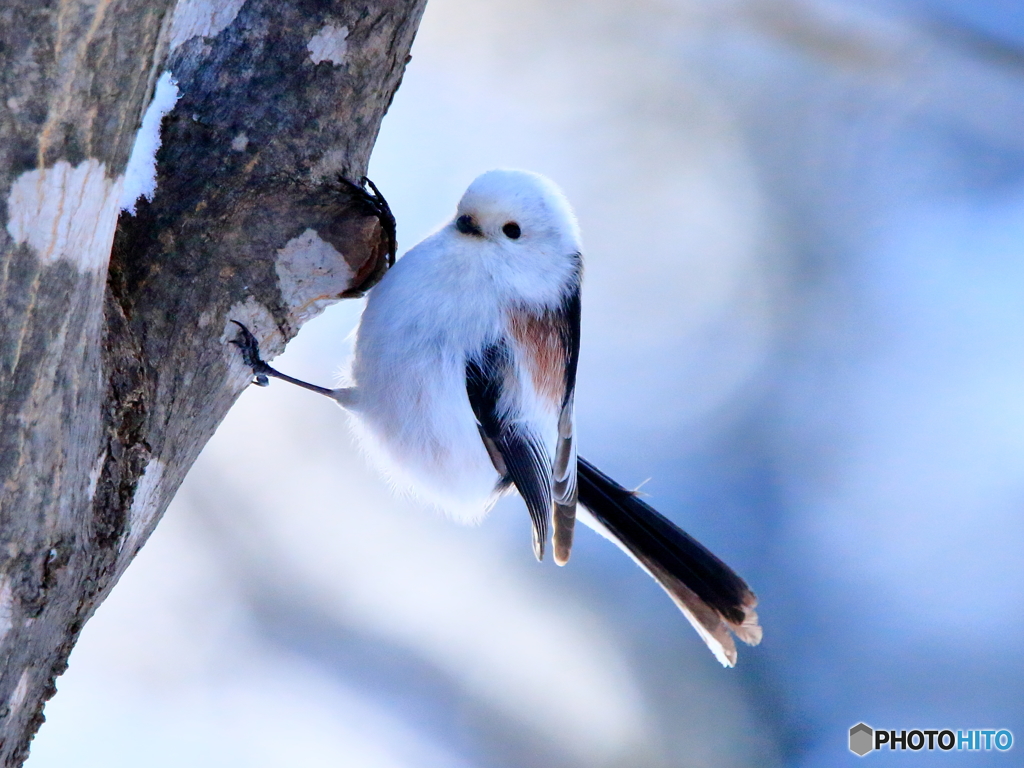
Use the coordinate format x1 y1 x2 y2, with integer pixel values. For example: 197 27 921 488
576 457 761 667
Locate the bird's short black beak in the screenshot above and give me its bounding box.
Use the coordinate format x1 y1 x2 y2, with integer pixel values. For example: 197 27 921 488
455 215 483 236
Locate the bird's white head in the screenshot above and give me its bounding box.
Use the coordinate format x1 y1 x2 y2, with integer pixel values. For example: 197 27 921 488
453 169 582 258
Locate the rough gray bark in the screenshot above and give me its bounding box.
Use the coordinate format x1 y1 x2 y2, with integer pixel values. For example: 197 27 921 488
0 0 425 764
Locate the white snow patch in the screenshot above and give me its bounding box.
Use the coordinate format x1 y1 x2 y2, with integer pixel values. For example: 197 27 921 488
275 228 354 325
6 159 124 272
169 0 247 50
307 24 349 65
230 132 248 152
120 72 180 214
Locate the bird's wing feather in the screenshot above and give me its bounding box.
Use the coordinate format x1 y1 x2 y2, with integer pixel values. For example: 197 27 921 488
550 285 580 565
466 341 553 560
465 273 581 562
505 278 582 564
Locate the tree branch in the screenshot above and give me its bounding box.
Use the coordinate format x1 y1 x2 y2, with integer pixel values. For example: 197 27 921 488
0 0 425 762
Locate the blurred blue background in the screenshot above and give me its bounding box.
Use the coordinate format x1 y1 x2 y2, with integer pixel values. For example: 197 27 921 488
28 0 1024 765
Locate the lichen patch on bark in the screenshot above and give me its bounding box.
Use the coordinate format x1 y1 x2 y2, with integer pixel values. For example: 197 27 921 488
307 24 350 65
6 160 124 272
169 0 247 50
275 228 356 327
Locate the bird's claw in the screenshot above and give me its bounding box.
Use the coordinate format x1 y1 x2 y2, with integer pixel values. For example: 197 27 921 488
339 175 398 268
229 320 274 386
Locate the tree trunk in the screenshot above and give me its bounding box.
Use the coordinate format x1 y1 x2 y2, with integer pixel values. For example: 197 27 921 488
0 0 425 763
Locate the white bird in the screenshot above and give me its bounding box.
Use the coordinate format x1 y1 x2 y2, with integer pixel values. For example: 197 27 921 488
233 169 762 666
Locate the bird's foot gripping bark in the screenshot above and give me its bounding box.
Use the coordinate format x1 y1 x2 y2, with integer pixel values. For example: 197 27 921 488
340 176 398 269
230 320 338 398
229 321 276 387
229 321 274 387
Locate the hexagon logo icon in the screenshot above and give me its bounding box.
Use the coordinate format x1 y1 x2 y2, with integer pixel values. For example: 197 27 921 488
849 723 874 756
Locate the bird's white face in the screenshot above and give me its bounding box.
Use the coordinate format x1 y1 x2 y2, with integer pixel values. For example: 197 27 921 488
448 169 582 307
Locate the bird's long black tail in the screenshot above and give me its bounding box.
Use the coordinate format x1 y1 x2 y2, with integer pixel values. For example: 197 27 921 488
576 457 761 667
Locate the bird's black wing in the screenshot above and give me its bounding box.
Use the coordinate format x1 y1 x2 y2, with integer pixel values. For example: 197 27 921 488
466 340 553 560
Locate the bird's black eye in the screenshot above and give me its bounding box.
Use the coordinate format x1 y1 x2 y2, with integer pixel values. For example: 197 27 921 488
502 222 521 239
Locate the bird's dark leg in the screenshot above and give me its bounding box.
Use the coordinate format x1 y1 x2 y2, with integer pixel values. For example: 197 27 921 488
230 321 337 399
232 177 391 401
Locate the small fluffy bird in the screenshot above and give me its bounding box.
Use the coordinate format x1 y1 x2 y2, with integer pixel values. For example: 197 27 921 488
234 170 762 666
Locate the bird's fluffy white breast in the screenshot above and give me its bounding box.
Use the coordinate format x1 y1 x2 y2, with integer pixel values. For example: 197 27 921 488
349 229 507 522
